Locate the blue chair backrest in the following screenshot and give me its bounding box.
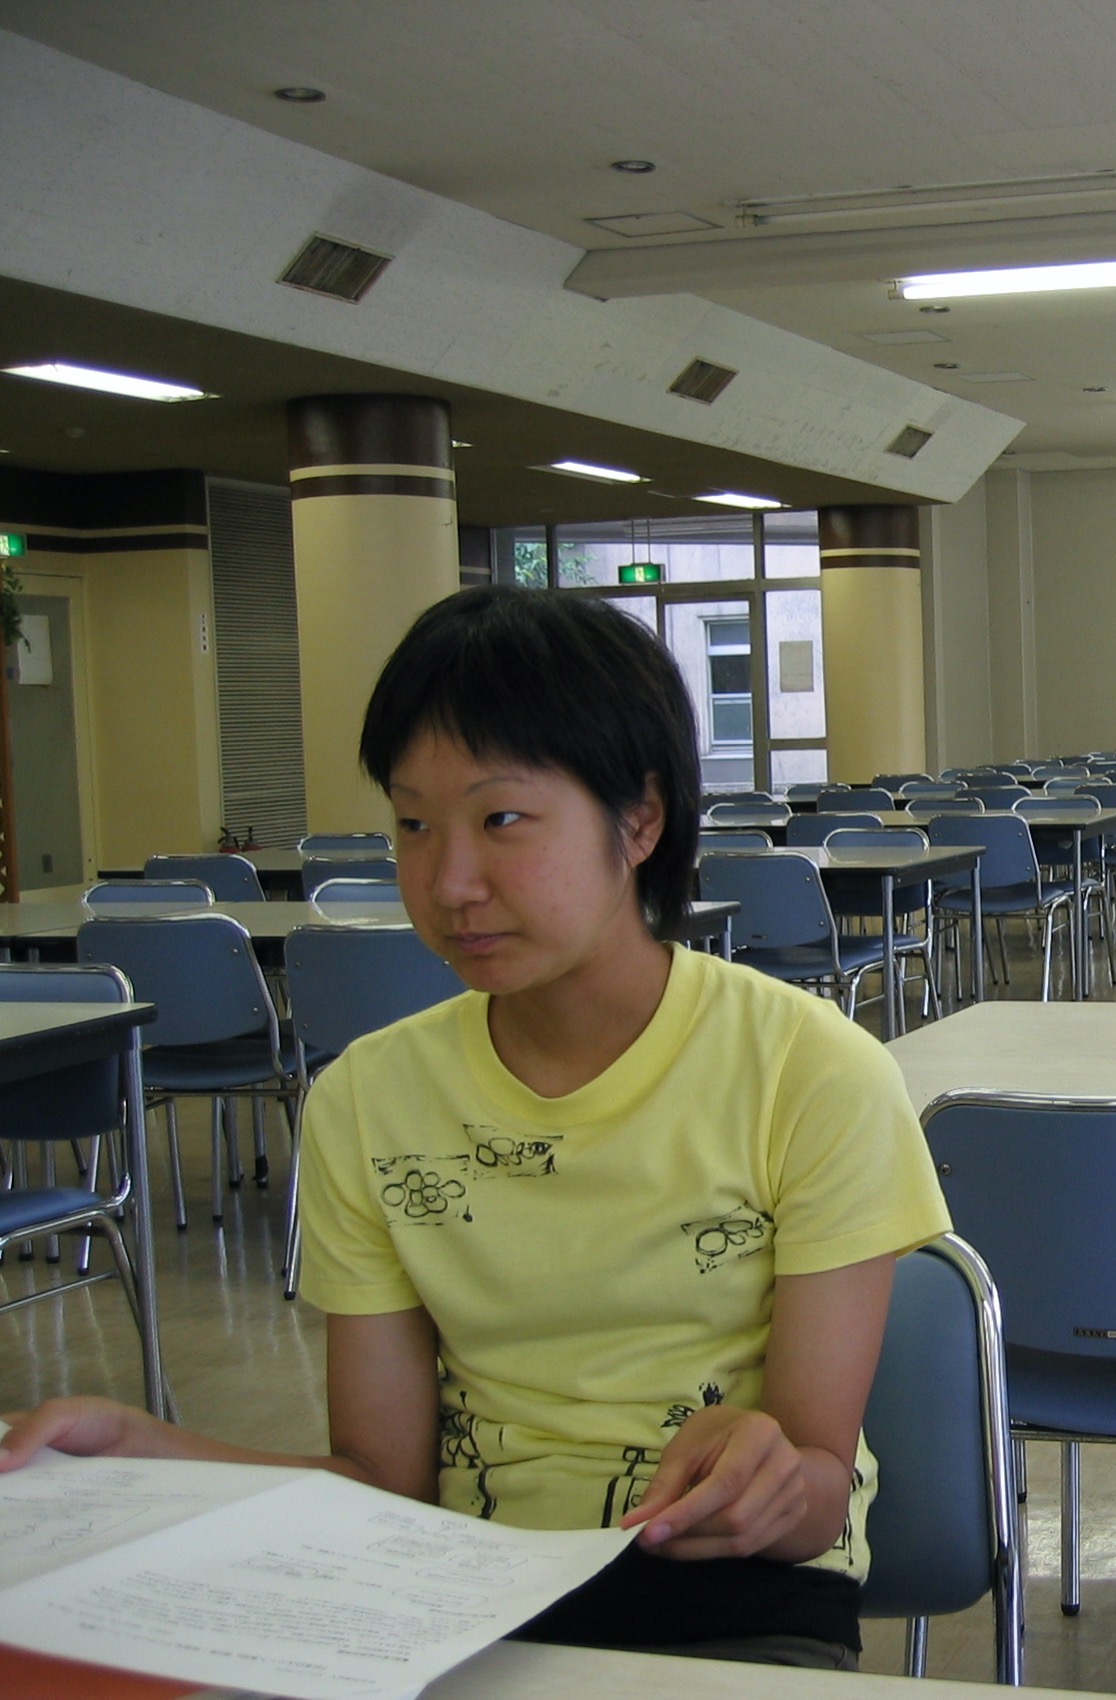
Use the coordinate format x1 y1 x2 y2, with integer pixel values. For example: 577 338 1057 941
785 811 881 846
1032 764 1088 780
874 773 929 789
959 785 1029 809
817 786 893 811
697 829 772 853
861 1236 1014 1620
1014 796 1100 820
78 913 274 1047
311 877 403 906
703 791 774 809
784 782 824 801
906 795 984 817
298 832 392 853
301 856 398 898
1076 784 1116 808
927 810 1038 890
900 781 960 797
706 800 788 825
0 962 130 1141
84 879 212 908
145 853 267 901
284 927 464 1061
824 827 930 915
698 851 834 953
923 1095 1116 1361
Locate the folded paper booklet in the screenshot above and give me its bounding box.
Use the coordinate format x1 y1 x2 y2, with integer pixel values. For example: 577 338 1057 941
0 1442 633 1700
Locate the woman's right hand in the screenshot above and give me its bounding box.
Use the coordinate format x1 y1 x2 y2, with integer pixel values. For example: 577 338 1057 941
0 1397 177 1470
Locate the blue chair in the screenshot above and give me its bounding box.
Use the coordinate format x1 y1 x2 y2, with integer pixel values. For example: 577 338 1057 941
697 829 773 854
1013 796 1113 990
78 913 298 1228
900 781 961 798
310 876 403 907
301 855 398 898
697 850 887 1016
0 963 171 1415
83 879 213 909
817 786 894 811
703 791 774 810
958 785 1030 810
783 782 825 802
927 811 1074 1000
873 772 930 790
281 925 465 1295
785 811 882 846
861 1235 1021 1681
905 795 984 821
145 853 267 901
823 826 942 1025
298 831 392 853
706 800 789 826
923 1093 1116 1618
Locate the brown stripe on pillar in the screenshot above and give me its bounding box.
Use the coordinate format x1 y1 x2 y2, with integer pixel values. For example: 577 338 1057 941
288 395 452 472
819 504 920 568
290 473 456 501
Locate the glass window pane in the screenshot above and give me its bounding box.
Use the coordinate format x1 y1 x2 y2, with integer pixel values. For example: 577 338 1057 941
707 619 750 649
763 510 820 579
766 588 826 739
710 653 751 694
662 598 754 789
712 699 753 742
601 595 658 633
555 517 755 586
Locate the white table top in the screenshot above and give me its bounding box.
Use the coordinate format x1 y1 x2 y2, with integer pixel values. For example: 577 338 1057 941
888 1000 1116 1112
423 1636 1089 1700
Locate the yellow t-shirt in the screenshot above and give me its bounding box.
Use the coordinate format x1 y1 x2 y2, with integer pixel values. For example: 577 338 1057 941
298 944 950 1581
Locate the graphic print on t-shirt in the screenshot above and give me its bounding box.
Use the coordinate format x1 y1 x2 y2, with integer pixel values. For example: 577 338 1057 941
681 1202 774 1274
374 1127 562 1226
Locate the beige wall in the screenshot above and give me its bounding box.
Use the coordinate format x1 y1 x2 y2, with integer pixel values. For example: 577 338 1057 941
920 482 994 772
292 494 460 832
11 543 221 871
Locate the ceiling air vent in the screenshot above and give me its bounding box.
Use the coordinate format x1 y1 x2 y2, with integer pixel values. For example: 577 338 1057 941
886 425 933 459
669 358 738 405
277 234 391 303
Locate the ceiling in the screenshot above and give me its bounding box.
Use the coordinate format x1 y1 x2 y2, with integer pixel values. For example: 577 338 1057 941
5 0 1116 512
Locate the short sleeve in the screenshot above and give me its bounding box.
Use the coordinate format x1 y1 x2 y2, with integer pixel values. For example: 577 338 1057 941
297 1046 424 1316
764 1002 952 1277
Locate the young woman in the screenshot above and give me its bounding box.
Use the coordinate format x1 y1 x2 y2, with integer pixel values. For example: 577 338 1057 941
0 587 950 1669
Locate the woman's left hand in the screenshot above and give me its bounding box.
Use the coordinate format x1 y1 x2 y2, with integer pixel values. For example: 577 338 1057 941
620 1404 806 1560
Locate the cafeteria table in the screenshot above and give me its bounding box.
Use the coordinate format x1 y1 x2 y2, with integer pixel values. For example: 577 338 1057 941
0 997 165 1417
887 998 1116 1113
0 893 740 965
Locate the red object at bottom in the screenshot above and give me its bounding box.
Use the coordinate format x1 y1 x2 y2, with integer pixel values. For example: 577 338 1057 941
0 1644 203 1700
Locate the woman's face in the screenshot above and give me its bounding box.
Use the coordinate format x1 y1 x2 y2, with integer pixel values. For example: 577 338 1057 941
388 728 661 998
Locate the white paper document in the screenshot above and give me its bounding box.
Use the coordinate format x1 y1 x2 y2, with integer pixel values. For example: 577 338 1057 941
0 1451 633 1700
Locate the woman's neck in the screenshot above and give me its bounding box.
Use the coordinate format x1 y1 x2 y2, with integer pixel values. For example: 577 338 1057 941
487 931 672 1098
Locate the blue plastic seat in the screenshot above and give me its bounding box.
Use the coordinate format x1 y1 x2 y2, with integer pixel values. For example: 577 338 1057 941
697 849 887 1016
300 855 398 898
822 826 942 1025
83 878 212 909
298 831 392 853
706 799 789 826
310 876 403 907
861 1235 1021 1681
0 962 170 1415
785 811 881 846
697 828 773 854
145 853 267 901
281 926 464 1295
78 912 298 1228
817 786 894 811
923 1093 1116 1618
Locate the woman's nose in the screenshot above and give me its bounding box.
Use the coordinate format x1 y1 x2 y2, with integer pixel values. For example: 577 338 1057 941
430 834 488 908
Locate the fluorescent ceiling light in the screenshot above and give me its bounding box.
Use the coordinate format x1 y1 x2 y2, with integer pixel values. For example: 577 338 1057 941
694 491 784 511
2 361 215 402
545 459 644 484
897 261 1116 300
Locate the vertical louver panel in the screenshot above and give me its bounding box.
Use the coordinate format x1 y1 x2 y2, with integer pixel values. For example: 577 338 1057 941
207 479 307 849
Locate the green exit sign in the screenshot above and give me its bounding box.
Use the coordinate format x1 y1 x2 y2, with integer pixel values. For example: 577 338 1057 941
619 561 663 585
0 533 26 559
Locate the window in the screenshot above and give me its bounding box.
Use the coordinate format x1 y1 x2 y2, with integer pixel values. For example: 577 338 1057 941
706 618 753 745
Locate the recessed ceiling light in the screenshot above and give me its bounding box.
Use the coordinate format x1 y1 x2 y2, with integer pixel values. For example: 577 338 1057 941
610 159 656 174
452 439 472 449
543 459 645 484
918 304 951 315
694 491 784 511
933 362 960 370
1083 385 1108 393
2 362 215 402
274 86 325 103
898 260 1116 299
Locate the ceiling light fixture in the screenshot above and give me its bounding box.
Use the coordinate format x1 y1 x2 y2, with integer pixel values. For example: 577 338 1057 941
896 261 1116 300
694 491 783 511
2 362 215 402
543 459 645 484
274 86 325 102
610 159 655 174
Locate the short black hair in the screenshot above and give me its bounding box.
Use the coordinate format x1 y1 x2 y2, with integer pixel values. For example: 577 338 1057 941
360 586 700 939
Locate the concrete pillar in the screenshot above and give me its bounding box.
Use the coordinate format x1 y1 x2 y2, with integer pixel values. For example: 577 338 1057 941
288 395 460 829
818 504 926 782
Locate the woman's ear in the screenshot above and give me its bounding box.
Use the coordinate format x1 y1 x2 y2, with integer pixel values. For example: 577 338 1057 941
624 773 666 868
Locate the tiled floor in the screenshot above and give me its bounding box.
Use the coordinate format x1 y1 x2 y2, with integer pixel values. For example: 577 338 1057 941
3 916 1116 1689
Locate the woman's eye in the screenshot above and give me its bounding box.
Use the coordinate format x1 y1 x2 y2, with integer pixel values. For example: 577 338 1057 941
395 817 426 835
486 811 523 829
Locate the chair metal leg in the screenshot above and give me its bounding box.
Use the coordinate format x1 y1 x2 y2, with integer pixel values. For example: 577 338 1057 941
282 1094 304 1300
252 1096 269 1186
211 1099 224 1222
224 1098 244 1189
905 1616 929 1678
163 1100 187 1229
1014 1434 1028 1500
1061 1439 1081 1615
